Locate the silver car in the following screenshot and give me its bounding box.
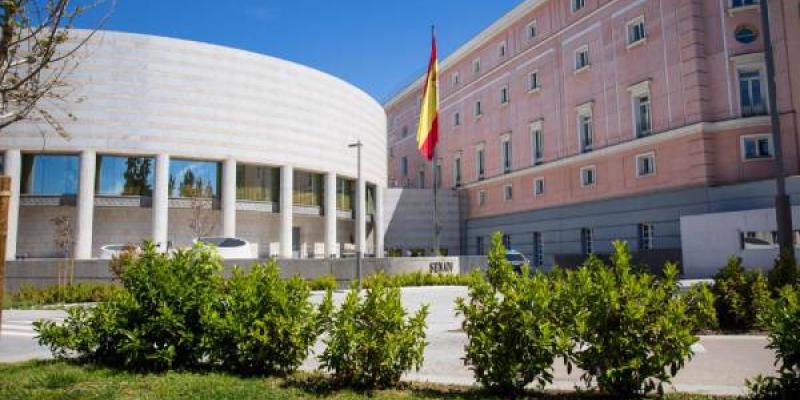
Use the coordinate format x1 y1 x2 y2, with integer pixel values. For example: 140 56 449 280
505 250 530 273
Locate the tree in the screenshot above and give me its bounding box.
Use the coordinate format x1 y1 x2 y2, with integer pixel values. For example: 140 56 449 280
0 0 113 135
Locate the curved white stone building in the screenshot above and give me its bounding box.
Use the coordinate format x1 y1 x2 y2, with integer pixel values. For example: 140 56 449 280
0 30 387 260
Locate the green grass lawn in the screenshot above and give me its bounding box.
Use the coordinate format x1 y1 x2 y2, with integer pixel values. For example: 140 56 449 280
0 360 737 400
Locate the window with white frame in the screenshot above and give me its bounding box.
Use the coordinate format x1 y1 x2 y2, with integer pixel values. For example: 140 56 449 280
575 46 590 70
528 70 540 91
627 16 646 46
478 190 486 206
476 145 486 180
738 68 767 117
453 153 462 187
580 165 596 187
534 177 545 196
581 228 594 255
473 58 481 75
741 134 774 160
401 157 408 176
454 112 461 127
498 41 507 58
638 223 654 250
532 232 543 266
501 134 512 174
500 86 509 104
527 21 538 39
530 120 544 165
504 184 513 201
635 152 656 177
635 95 652 137
474 100 483 117
577 102 593 153
451 72 460 87
572 0 586 12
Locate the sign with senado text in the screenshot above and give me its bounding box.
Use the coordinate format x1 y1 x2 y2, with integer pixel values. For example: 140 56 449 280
429 261 454 274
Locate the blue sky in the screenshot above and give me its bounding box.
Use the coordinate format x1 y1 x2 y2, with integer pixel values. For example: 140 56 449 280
75 0 521 102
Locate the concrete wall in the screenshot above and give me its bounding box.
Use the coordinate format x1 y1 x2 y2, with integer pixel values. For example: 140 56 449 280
681 206 800 278
383 188 461 255
4 256 479 292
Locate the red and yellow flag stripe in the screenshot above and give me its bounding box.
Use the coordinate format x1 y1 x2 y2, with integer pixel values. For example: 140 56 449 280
417 32 439 161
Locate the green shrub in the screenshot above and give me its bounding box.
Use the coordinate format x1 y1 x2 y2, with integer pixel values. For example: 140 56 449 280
36 242 223 371
6 283 121 309
564 241 714 397
204 262 332 375
362 271 477 289
307 274 338 291
747 285 800 399
456 233 569 394
318 274 429 388
712 256 772 331
768 250 799 293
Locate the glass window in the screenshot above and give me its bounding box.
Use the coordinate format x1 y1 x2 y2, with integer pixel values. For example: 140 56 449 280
498 42 507 58
581 166 596 186
453 156 462 187
474 100 483 116
572 0 586 12
529 71 540 91
635 95 652 137
451 72 460 87
742 135 773 159
581 228 594 255
579 114 593 152
417 169 425 189
500 87 509 104
734 26 758 44
476 148 485 180
21 154 79 195
473 58 481 74
168 159 220 198
532 128 544 164
435 159 442 188
627 18 646 45
502 139 512 174
503 234 512 249
236 164 278 202
478 190 486 206
476 236 484 255
504 185 513 201
336 177 354 211
732 0 758 8
639 223 654 250
293 170 323 207
96 155 154 196
739 69 767 117
534 178 545 196
532 232 543 266
575 47 590 70
454 112 461 126
401 157 408 176
636 153 656 176
366 184 376 215
527 21 537 39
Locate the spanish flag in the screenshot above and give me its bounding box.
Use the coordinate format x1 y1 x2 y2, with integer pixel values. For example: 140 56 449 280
416 30 439 161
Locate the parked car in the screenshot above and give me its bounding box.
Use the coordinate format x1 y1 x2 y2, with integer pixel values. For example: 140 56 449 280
99 244 139 260
194 237 257 259
505 250 530 273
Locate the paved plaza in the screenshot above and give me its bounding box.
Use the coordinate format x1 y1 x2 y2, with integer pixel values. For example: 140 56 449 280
2 287 777 396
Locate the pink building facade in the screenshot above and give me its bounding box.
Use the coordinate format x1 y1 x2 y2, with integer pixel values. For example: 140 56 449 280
384 0 800 272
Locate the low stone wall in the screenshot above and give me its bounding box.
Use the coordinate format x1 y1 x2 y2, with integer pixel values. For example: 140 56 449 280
4 256 488 292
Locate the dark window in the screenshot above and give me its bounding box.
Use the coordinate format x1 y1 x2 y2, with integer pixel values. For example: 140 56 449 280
732 0 758 8
236 164 279 202
734 26 758 44
476 236 484 255
739 70 767 117
581 228 594 255
532 232 543 266
502 234 512 249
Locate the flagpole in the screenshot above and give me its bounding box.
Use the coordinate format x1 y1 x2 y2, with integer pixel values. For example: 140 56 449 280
431 25 440 257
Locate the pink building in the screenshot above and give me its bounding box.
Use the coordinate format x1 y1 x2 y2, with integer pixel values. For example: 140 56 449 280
384 0 800 274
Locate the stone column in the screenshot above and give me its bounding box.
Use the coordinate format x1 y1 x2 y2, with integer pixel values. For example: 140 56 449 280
152 153 169 251
280 165 293 259
4 150 21 260
374 185 384 258
75 150 96 260
355 176 366 257
222 158 237 238
324 172 337 258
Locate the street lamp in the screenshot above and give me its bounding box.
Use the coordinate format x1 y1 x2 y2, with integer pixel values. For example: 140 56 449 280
348 140 363 290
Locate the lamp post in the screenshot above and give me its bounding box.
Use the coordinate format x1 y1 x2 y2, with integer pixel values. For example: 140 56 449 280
348 140 363 290
760 0 793 257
